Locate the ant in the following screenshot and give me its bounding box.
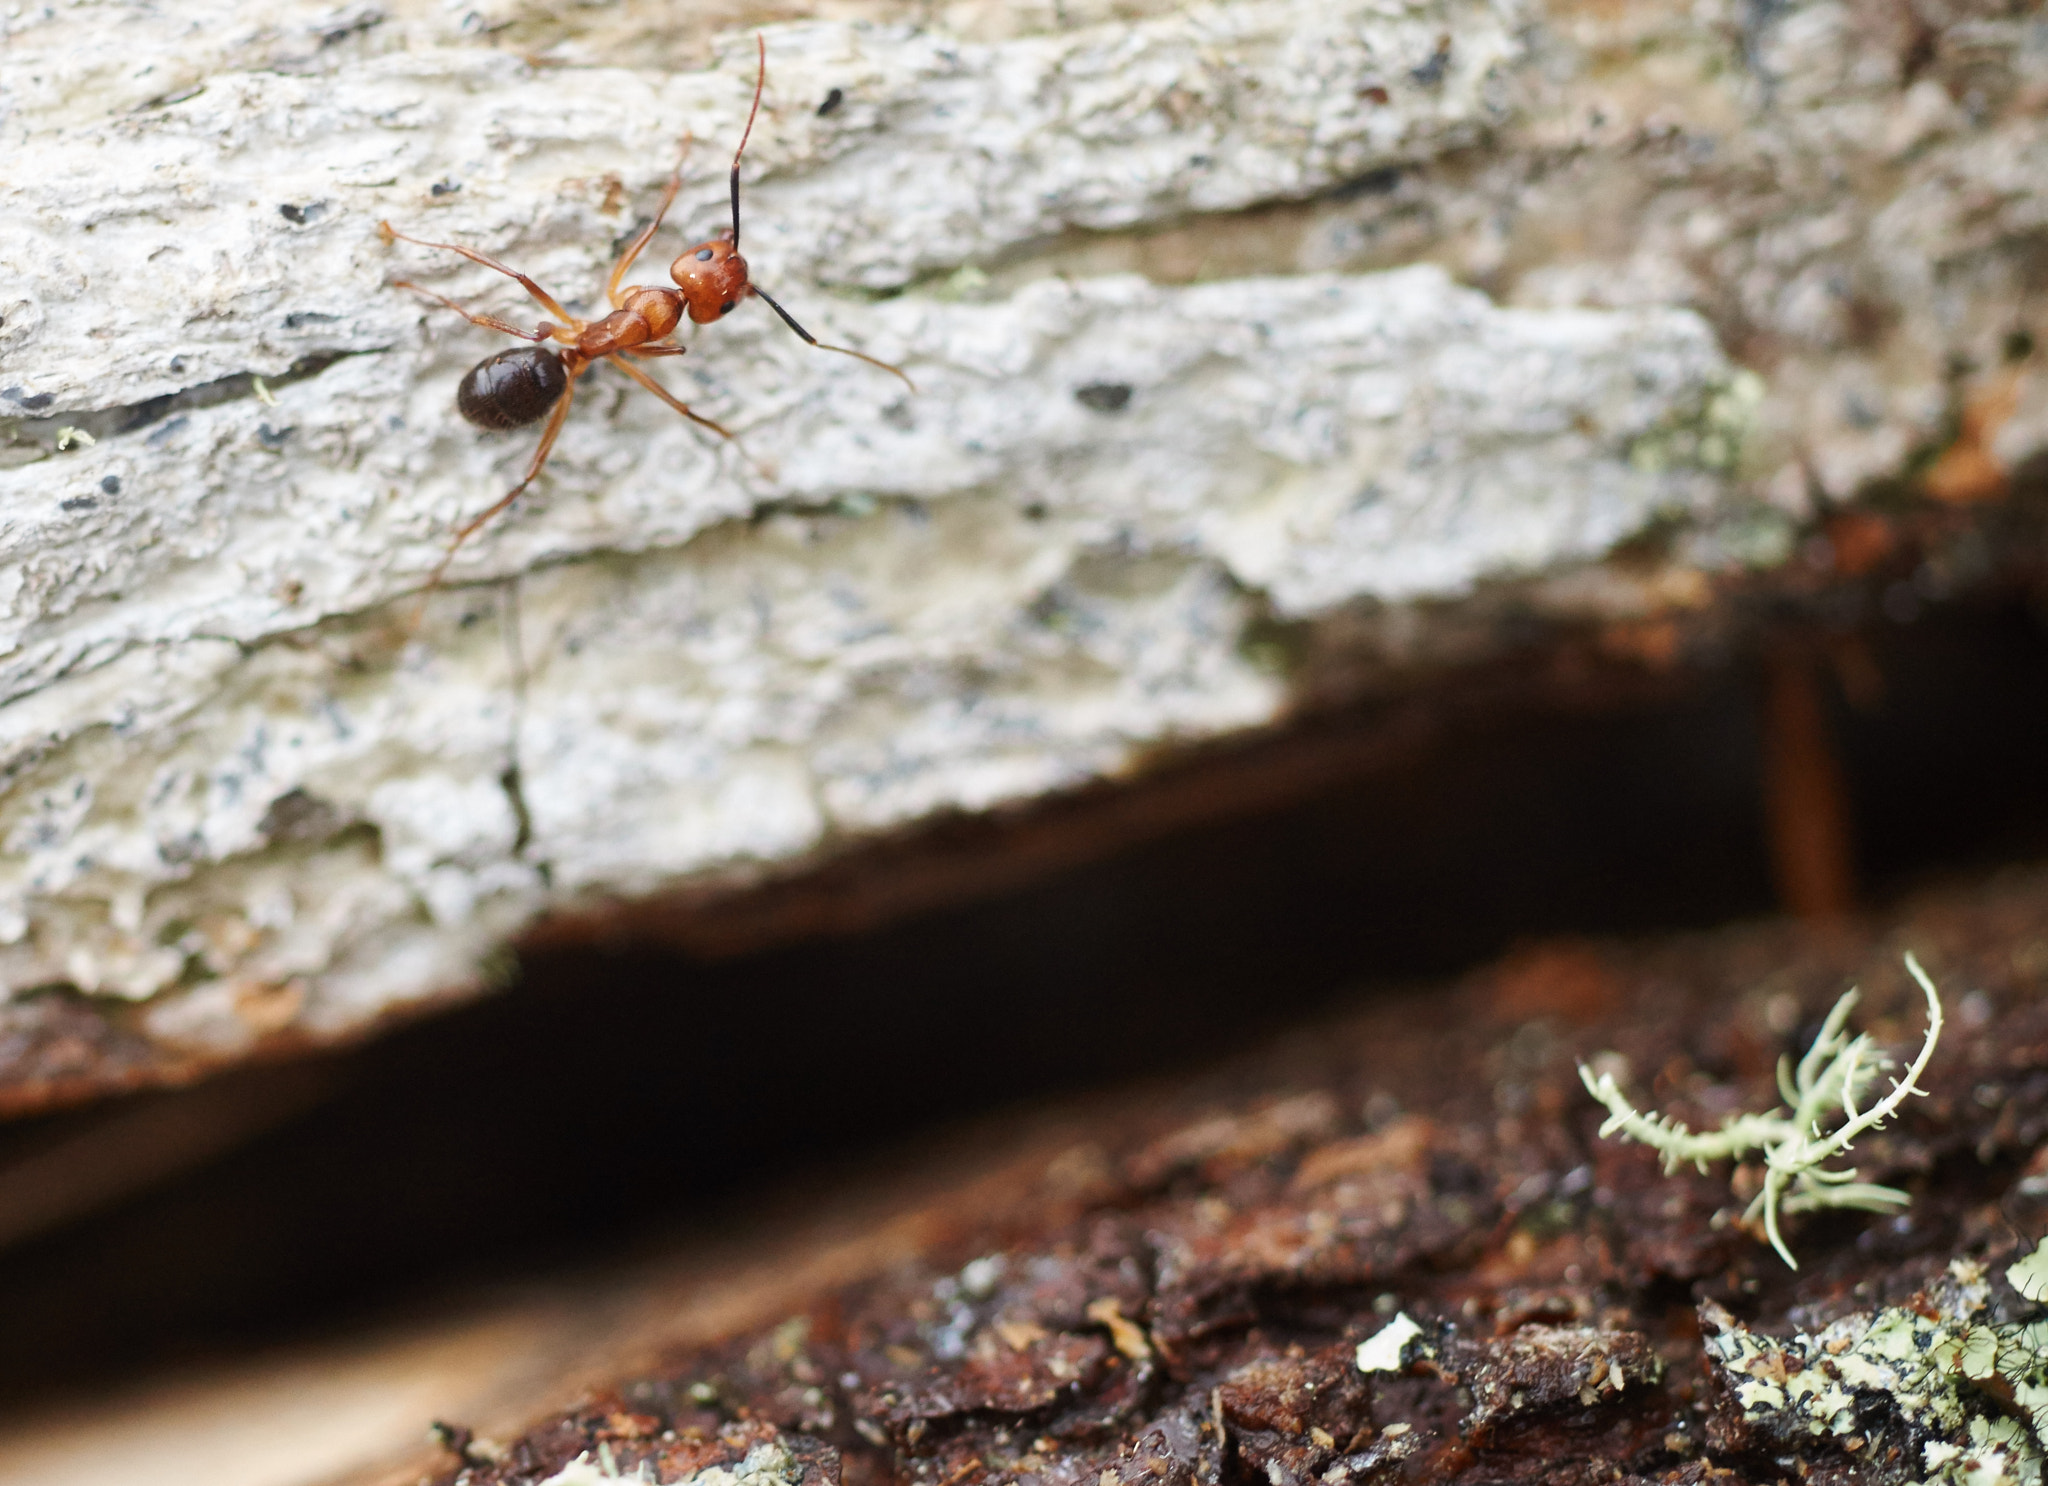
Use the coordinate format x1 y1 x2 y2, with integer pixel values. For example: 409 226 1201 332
380 35 913 591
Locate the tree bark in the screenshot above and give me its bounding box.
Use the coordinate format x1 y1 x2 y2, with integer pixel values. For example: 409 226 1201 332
1 0 2042 1096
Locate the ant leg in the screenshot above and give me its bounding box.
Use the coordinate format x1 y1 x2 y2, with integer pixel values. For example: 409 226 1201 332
750 285 918 392
608 355 732 440
608 136 695 308
422 366 580 598
379 221 578 324
609 357 768 479
625 343 686 357
392 280 564 342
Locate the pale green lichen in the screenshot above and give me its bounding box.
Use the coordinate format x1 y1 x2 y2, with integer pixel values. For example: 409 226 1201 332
2011 1243 2048 1304
1578 952 1945 1267
535 1440 801 1486
1701 1245 2048 1486
1626 368 1763 476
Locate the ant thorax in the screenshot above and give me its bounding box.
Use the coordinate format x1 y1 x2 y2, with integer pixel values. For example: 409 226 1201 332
580 288 685 358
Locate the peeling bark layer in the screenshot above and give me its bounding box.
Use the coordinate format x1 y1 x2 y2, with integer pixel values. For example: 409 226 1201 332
2 0 2045 1091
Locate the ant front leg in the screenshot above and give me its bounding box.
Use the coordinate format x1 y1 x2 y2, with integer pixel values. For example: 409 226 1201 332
608 137 694 308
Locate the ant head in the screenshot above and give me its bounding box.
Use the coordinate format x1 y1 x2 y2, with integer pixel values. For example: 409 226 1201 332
670 239 751 324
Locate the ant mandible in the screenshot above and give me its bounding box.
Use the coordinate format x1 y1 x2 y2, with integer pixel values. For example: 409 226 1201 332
379 35 913 590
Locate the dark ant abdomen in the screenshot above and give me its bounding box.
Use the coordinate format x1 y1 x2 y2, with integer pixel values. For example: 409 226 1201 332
457 346 568 430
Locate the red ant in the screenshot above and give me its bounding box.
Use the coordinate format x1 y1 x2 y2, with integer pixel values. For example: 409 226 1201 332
380 35 913 591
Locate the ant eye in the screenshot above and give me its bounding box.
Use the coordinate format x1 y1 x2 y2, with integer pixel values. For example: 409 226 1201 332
696 248 714 261
720 301 736 315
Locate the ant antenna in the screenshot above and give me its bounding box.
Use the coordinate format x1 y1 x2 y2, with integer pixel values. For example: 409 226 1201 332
730 33 766 251
753 286 918 390
715 32 917 391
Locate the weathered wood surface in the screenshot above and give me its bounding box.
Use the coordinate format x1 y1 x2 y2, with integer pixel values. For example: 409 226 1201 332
7 864 2044 1486
1 0 2043 1092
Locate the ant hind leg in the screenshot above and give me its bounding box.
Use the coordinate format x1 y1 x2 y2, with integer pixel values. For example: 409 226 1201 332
419 365 580 605
379 221 578 324
392 280 561 342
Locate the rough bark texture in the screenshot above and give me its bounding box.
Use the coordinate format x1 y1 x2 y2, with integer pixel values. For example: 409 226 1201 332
396 866 2048 1486
2 0 2045 1087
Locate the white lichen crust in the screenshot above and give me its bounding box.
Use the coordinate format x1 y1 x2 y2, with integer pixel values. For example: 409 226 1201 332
1 0 2043 1054
1355 1312 1425 1374
538 1438 803 1486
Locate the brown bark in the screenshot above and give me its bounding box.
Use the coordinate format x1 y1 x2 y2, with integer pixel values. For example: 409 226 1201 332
406 865 2048 1486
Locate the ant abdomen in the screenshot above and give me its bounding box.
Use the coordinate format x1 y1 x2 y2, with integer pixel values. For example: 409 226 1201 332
457 346 568 430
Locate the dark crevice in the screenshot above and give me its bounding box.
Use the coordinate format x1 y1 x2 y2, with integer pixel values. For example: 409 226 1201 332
501 763 535 857
502 578 535 858
0 349 370 460
1 594 2047 1411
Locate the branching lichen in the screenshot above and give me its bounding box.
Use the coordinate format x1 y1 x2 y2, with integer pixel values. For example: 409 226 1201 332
1577 952 1945 1267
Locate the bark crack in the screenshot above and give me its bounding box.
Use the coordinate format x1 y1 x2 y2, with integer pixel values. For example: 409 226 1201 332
0 349 377 463
498 576 537 865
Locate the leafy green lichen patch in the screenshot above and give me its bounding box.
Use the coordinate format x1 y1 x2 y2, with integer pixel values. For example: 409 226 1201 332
1700 1251 2048 1486
536 1440 806 1486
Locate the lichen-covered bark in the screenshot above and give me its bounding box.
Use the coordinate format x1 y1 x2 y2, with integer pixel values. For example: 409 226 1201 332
0 0 2042 1080
406 868 2048 1486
